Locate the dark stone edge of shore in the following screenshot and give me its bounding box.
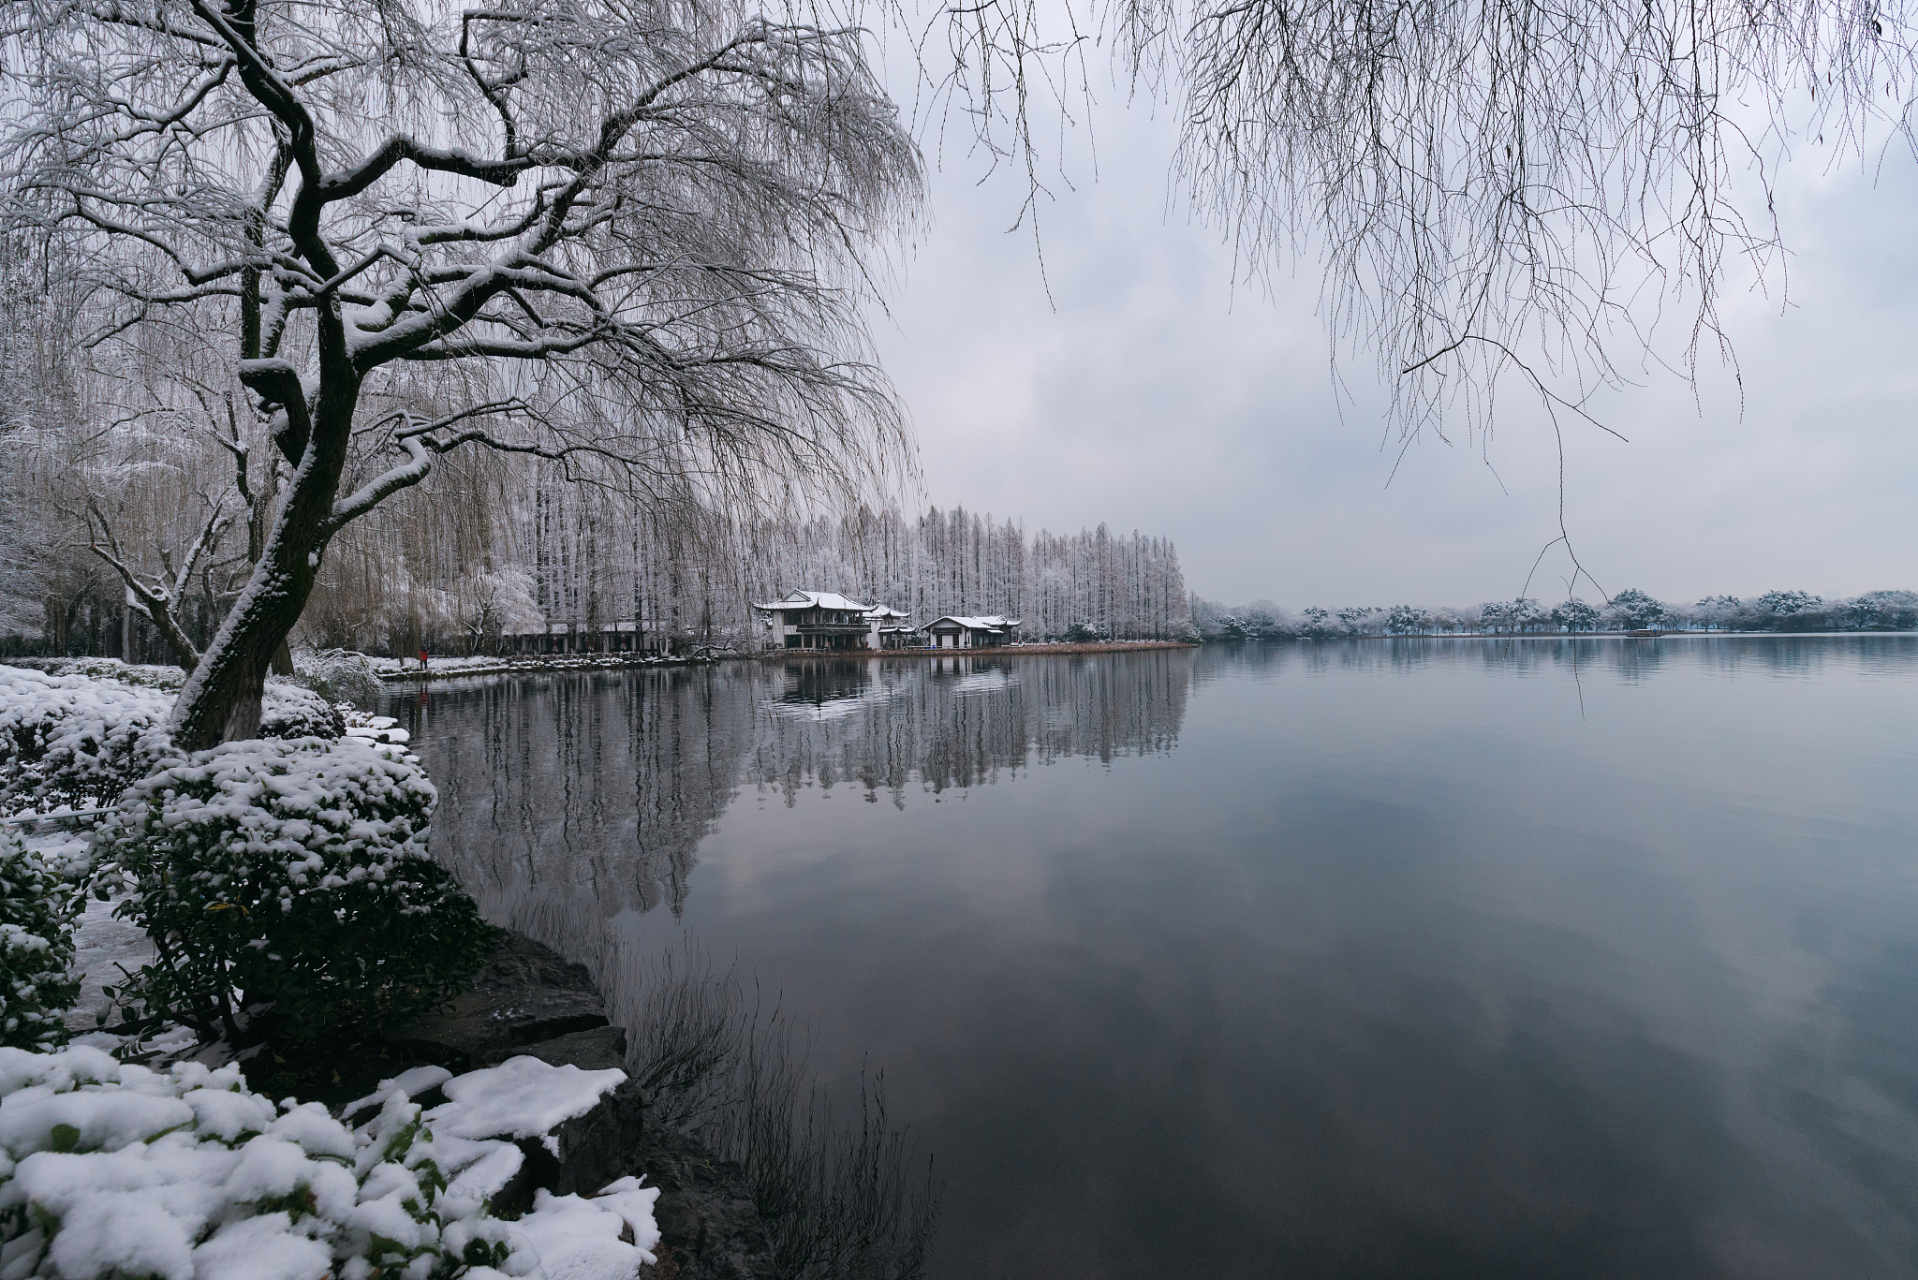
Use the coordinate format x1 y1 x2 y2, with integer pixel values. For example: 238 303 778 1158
377 930 777 1280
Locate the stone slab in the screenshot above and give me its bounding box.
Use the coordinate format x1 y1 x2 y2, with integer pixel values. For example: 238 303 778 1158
480 1024 629 1071
383 931 608 1069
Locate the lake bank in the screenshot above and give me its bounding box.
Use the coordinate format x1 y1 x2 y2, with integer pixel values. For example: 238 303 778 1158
374 652 732 682
757 639 1197 660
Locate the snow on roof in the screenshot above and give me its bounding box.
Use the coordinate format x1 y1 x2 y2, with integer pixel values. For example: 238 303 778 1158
750 591 872 612
921 615 1021 632
864 604 911 619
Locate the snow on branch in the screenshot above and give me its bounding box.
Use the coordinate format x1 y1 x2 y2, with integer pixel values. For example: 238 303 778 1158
84 496 232 666
3 0 924 748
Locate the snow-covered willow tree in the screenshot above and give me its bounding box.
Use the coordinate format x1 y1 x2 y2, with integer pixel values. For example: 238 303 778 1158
944 0 1918 430
0 0 920 747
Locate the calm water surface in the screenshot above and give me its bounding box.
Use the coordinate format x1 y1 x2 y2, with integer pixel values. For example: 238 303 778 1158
391 638 1918 1280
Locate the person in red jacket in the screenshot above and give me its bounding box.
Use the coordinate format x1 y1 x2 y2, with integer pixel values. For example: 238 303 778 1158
419 646 429 672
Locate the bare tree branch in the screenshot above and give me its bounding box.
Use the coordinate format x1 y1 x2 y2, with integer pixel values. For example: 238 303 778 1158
1 0 924 744
86 496 231 665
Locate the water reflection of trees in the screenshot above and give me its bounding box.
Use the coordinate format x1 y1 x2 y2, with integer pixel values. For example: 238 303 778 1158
751 652 1190 807
398 651 1193 942
400 669 757 956
1190 634 1918 685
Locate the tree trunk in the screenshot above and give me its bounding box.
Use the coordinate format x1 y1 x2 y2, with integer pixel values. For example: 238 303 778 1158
170 336 360 750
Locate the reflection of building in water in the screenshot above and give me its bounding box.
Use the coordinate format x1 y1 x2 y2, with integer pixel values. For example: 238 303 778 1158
395 651 1193 955
750 650 1190 807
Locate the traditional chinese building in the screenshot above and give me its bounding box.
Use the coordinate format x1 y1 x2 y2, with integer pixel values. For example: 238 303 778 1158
753 591 878 650
865 604 916 649
920 615 1021 649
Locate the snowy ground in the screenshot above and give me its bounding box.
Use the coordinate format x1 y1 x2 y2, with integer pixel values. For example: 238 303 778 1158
9 840 663 1280
2 662 665 1279
64 892 156 1040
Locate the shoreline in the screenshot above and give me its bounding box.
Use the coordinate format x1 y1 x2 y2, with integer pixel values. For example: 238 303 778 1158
361 630 1914 684
1212 629 1918 641
374 653 733 682
757 640 1199 660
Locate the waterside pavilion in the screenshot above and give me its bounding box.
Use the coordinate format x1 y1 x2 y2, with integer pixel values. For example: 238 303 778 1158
921 615 1021 649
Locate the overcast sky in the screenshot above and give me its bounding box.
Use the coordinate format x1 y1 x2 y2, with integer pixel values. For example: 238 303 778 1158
862 72 1918 609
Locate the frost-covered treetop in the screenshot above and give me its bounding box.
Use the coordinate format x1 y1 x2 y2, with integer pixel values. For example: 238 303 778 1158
0 0 920 478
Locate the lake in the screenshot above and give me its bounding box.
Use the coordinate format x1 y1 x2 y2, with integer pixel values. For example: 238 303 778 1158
390 637 1918 1279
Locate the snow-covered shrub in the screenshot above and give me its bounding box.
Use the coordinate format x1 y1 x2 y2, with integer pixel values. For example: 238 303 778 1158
259 680 346 741
0 1046 660 1280
0 834 81 1052
0 666 175 816
292 647 383 706
90 737 493 1044
8 657 186 691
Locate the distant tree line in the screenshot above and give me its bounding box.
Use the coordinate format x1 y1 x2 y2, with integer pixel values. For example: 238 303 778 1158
0 441 1193 657
1190 589 1918 640
0 242 1191 661
296 496 1192 653
349 495 1193 653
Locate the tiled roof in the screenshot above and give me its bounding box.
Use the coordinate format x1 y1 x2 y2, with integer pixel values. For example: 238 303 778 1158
750 591 872 612
922 615 1022 632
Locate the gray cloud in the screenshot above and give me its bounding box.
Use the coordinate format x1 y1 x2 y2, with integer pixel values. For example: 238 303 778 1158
867 85 1918 607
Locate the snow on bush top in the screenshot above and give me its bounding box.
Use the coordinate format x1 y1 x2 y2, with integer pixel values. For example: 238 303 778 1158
0 666 176 816
0 664 347 820
93 734 437 899
0 1045 659 1280
258 681 346 742
88 735 494 1042
291 648 383 706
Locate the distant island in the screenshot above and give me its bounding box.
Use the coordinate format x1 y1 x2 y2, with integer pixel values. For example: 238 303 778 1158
1188 589 1918 639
